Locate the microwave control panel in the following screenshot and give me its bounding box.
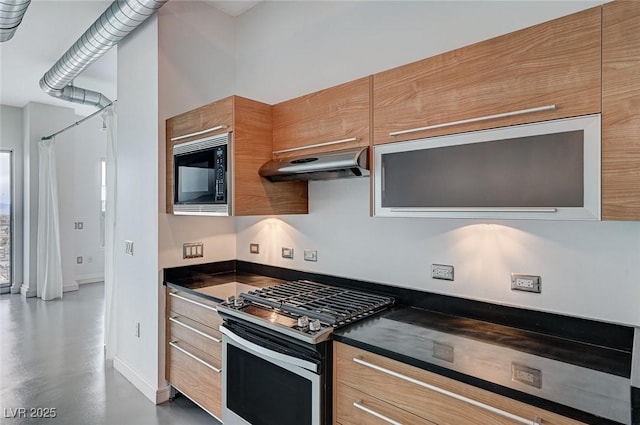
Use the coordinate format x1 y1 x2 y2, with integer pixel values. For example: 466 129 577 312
214 146 227 203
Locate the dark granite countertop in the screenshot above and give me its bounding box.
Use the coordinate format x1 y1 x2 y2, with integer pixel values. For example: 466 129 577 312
164 260 636 424
334 306 633 425
164 261 286 303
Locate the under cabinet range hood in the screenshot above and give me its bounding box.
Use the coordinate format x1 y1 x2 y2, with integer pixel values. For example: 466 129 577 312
259 147 369 182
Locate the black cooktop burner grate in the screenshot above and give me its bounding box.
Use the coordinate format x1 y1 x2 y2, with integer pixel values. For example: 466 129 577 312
241 280 394 326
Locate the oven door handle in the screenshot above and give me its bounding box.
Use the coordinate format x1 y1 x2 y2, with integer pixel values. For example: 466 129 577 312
221 326 319 373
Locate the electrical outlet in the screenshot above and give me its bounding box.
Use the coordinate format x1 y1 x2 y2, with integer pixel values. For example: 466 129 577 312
282 247 294 259
135 321 140 338
125 240 134 256
76 256 83 264
432 264 454 281
183 242 204 259
511 274 541 293
432 341 454 363
304 249 317 262
250 243 260 254
511 363 542 389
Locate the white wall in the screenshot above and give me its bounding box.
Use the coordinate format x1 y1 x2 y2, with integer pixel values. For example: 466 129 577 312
114 15 163 402
21 102 77 297
157 1 237 270
235 0 607 103
231 1 640 327
73 114 107 283
0 105 24 293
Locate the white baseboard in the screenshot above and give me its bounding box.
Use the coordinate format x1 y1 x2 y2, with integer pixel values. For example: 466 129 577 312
20 284 36 298
75 274 104 285
156 384 172 404
63 281 79 292
113 356 168 405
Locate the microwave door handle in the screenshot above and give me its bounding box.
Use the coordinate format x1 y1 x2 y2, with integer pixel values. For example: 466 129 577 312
221 326 319 373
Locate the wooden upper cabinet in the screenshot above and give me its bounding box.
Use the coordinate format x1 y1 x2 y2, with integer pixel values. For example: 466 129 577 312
373 7 602 145
272 77 371 158
602 0 640 221
166 96 308 216
166 96 234 144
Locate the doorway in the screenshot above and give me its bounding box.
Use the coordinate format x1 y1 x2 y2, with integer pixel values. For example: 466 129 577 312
0 150 12 294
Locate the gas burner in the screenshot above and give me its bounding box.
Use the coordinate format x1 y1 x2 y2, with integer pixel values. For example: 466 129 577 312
217 280 394 344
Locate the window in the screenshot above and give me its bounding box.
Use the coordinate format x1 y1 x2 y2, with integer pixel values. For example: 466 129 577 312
0 150 12 291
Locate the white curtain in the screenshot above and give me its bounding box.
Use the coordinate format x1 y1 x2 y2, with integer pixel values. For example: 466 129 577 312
37 138 63 301
103 104 118 360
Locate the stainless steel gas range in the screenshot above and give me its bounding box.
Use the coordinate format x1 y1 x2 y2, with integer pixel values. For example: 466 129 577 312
216 279 394 425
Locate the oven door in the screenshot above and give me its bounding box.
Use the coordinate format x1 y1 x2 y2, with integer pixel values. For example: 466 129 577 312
221 325 321 425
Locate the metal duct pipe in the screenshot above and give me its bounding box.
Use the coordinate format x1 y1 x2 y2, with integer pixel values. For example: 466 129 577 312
39 0 168 108
0 0 31 42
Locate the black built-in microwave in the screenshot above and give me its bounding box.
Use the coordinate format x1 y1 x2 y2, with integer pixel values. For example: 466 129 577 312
173 132 231 216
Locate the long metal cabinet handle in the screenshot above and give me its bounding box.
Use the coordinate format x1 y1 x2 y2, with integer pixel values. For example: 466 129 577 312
169 341 222 373
353 356 543 425
171 125 227 142
273 137 359 155
220 326 319 373
389 207 557 214
169 292 218 312
169 316 221 343
353 401 403 425
388 105 557 137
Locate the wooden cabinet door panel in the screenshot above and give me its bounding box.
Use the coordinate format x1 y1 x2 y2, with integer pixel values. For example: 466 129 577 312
602 0 640 220
168 342 222 419
373 7 601 145
335 343 585 425
336 382 436 425
273 77 371 158
166 97 233 144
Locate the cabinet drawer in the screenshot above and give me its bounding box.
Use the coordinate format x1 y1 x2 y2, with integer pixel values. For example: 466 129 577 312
336 381 435 425
335 343 585 425
373 7 601 144
168 341 222 419
168 315 222 361
167 290 222 331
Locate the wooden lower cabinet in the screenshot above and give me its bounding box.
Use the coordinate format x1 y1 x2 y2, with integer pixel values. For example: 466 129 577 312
334 342 585 425
166 289 223 420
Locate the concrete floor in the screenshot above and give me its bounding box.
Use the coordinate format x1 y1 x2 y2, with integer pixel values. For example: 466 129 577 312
0 282 219 425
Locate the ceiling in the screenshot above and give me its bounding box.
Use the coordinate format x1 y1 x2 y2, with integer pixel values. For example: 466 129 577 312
0 0 262 117
206 0 262 17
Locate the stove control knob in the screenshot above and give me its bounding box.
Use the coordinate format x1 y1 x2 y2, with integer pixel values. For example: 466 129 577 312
309 319 322 332
297 316 309 329
234 297 244 308
227 295 235 304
